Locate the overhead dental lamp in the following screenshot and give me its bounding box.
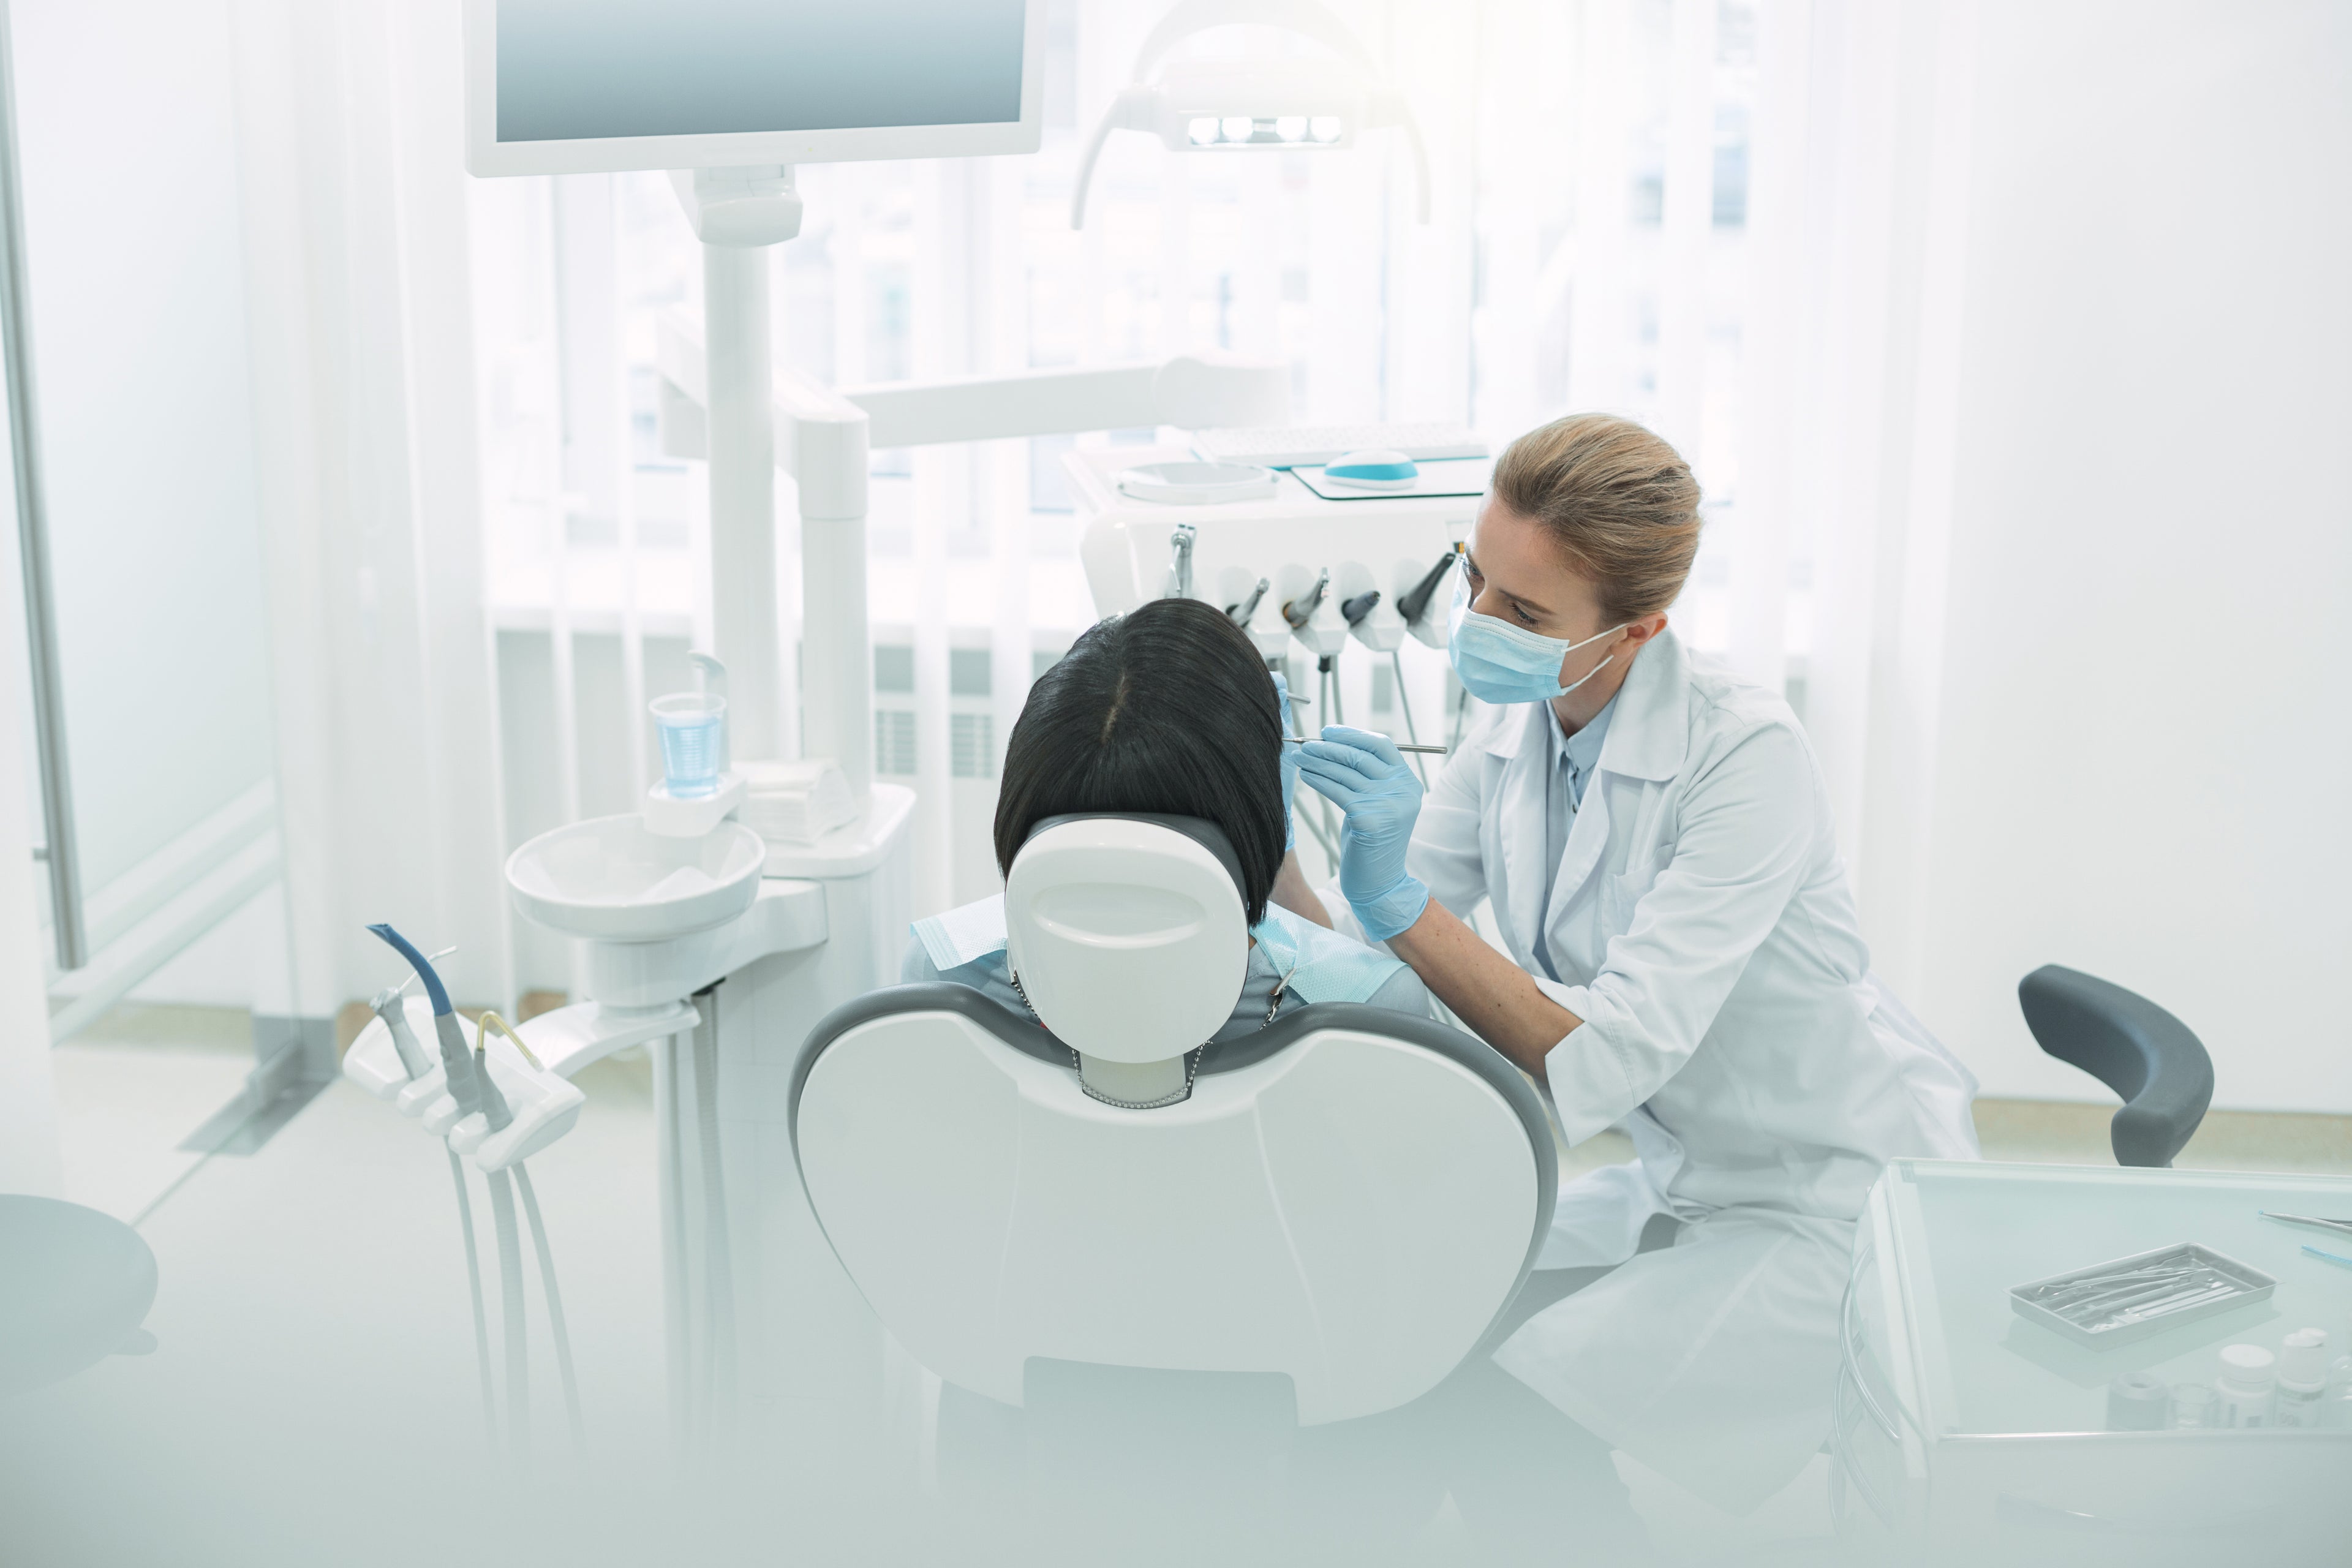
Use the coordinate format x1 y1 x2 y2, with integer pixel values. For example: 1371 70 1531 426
1071 0 1430 228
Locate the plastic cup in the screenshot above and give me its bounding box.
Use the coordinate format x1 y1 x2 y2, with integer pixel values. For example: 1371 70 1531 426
2168 1381 2218 1428
2106 1371 2170 1431
652 693 726 799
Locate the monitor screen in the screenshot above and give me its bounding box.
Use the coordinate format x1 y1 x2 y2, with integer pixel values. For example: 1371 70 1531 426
495 0 1028 144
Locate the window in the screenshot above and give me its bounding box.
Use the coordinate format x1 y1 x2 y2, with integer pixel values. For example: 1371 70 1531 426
873 645 915 695
875 710 916 777
951 713 993 779
948 649 991 698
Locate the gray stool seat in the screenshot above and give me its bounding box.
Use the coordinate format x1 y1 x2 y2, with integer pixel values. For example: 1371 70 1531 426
0 1195 157 1397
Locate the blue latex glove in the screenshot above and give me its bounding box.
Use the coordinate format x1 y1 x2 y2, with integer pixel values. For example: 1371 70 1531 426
1273 671 1302 850
1292 725 1430 941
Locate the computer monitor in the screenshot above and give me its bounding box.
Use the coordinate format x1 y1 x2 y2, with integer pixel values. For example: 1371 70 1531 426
466 0 1044 177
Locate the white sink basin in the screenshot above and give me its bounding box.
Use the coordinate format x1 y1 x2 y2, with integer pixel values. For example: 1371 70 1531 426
506 814 766 941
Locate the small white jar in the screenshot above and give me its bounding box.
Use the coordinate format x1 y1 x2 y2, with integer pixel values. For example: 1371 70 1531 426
2215 1343 2278 1430
2275 1329 2331 1428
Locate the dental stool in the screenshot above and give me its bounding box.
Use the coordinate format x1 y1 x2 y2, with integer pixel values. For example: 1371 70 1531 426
791 814 1556 1523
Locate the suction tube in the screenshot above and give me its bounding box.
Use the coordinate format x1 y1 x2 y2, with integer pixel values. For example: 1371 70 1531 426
449 1149 499 1443
486 1167 530 1463
473 1014 584 1458
367 922 480 1115
514 1165 585 1453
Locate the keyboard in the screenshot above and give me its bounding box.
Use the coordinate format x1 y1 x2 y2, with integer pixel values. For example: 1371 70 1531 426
1189 423 1490 469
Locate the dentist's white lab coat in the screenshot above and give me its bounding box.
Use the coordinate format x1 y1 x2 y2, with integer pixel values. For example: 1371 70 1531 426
1338 628 1978 1509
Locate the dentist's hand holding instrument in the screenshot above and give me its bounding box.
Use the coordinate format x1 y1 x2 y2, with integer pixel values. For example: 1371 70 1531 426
1292 726 1431 943
1274 671 1303 851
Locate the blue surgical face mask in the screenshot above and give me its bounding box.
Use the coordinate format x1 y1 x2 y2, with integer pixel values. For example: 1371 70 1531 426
1447 565 1628 705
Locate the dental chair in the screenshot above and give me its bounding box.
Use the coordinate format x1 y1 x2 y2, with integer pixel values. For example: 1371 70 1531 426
791 814 1556 1520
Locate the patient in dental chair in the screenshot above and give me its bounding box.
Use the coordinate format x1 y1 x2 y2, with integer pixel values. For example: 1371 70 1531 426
900 596 1433 1036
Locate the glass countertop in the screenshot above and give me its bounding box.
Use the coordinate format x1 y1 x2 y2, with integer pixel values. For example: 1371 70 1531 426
1885 1161 2352 1437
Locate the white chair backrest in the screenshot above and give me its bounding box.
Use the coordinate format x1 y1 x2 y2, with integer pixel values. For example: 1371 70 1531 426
791 987 1556 1427
1005 815 1247 1065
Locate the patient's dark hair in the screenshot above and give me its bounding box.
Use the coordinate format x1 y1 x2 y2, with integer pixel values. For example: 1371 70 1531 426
995 597 1284 924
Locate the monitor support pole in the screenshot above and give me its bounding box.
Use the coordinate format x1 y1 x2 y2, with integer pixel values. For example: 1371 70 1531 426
670 167 875 802
665 166 1295 811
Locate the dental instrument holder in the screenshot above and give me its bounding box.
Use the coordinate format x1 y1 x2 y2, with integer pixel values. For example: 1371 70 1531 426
2010 1242 2276 1351
1066 440 1468 696
344 990 651 1170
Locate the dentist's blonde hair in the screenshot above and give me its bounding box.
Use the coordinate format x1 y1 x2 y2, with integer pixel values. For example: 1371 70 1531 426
1490 413 1702 622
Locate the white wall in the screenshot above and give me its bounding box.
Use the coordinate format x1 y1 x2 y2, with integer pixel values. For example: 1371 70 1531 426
1901 1 2352 1111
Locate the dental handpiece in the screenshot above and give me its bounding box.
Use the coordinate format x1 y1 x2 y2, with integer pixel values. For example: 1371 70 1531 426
370 988 434 1081
467 1012 544 1137
1283 568 1330 631
1341 589 1381 625
1396 549 1460 627
368 922 482 1117
474 1046 514 1134
1163 524 1196 600
1227 578 1270 625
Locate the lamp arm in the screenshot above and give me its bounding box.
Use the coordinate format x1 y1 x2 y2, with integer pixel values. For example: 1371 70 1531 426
1070 103 1121 230
1401 105 1431 225
1129 0 1382 81
1368 85 1431 225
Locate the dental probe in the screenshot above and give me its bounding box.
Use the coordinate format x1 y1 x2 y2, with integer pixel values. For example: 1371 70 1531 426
2259 1210 2352 1238
1286 732 1447 755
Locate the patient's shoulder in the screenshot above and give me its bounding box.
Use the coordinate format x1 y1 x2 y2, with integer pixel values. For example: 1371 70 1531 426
900 930 1013 991
1364 962 1436 1020
898 933 944 985
1257 905 1429 1017
907 894 1009 975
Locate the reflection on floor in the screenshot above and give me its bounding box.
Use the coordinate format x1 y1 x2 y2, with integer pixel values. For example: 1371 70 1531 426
47 1003 253 1223
1975 1097 2352 1172
1558 1101 2352 1183
21 1030 2352 1566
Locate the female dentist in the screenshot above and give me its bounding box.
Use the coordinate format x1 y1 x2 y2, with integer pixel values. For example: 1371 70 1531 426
1278 413 1979 1509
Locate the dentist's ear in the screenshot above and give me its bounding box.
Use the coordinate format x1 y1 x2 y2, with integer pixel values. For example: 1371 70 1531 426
1618 613 1669 650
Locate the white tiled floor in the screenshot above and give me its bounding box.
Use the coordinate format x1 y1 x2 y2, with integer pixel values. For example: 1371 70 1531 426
47 1005 254 1224
16 1025 2351 1567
